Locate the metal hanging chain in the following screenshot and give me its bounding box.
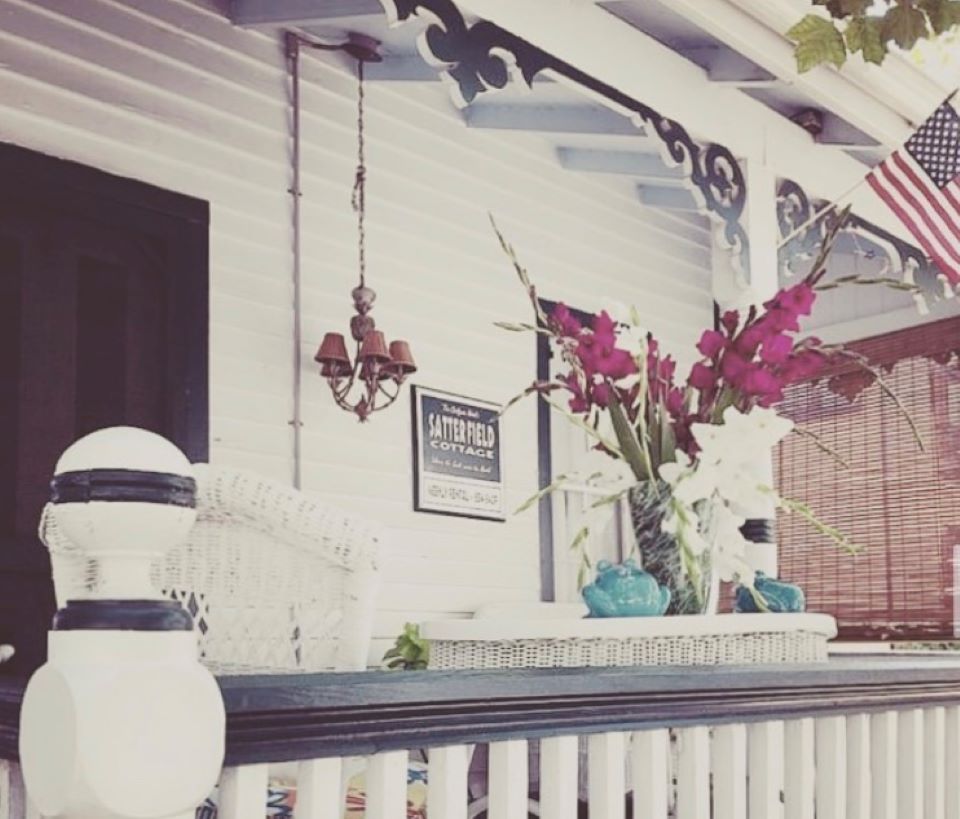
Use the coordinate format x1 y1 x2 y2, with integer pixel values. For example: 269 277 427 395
351 59 367 289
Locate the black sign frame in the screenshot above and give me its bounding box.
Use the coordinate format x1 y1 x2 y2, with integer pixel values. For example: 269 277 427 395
411 385 506 522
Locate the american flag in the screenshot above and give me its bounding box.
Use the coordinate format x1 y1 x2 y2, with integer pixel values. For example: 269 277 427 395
867 98 960 284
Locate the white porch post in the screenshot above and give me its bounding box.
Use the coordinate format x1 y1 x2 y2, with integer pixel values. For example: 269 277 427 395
18 428 225 819
712 152 781 579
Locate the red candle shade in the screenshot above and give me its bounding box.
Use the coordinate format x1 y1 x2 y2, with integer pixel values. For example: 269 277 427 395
386 340 417 377
358 330 390 363
316 332 349 365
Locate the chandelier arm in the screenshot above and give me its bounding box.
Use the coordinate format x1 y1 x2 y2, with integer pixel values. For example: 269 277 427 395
370 384 402 413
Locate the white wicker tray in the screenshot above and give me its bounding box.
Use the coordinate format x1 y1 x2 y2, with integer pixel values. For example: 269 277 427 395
421 613 837 670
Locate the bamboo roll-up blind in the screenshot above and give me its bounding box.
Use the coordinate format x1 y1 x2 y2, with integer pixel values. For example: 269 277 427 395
776 316 960 640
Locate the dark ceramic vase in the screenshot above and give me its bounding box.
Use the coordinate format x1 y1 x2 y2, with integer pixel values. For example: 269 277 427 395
628 481 719 615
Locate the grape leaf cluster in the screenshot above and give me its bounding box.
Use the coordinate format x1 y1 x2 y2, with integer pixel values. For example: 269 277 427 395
788 0 960 71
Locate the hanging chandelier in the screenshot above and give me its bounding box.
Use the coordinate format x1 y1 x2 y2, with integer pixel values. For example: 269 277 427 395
314 37 416 421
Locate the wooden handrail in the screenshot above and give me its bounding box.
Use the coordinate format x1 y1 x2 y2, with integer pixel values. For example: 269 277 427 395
5 656 960 765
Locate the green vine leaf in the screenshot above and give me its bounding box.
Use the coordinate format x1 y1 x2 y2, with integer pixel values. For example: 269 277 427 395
919 0 960 34
882 3 930 49
787 14 848 71
845 16 887 64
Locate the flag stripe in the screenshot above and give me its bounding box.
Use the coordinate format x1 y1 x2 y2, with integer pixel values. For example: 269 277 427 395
869 167 960 273
941 177 960 215
868 173 960 281
876 160 960 267
891 152 960 243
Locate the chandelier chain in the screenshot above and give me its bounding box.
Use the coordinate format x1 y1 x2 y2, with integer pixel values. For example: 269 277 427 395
351 59 367 289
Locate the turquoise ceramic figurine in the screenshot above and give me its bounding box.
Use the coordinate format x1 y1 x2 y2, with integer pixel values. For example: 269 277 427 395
582 559 671 617
734 571 806 613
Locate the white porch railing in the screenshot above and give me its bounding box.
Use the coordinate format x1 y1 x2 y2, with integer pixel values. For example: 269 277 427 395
7 658 960 819
9 430 960 819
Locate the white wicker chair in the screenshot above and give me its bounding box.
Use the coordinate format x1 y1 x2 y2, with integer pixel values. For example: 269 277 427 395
41 464 382 673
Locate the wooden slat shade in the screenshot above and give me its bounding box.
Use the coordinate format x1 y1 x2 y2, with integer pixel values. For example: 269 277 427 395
776 316 960 640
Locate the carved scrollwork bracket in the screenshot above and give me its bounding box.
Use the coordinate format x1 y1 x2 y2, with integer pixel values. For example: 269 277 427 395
777 178 947 302
379 0 749 272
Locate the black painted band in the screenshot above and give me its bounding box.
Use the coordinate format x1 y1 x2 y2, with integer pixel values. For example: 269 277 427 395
53 600 194 632
740 518 776 543
50 469 197 508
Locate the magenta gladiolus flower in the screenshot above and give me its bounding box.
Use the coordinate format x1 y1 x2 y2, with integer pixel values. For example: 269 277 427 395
742 367 781 397
551 303 582 338
720 350 749 383
591 382 612 407
697 330 726 359
688 362 718 391
760 333 793 365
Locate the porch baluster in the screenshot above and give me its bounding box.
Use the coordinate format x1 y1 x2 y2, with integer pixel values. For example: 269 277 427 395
294 758 343 819
748 721 785 819
845 714 871 819
631 729 670 819
925 708 947 819
675 727 710 819
871 710 899 819
815 716 847 819
946 706 960 819
784 718 816 819
427 745 469 819
488 740 528 819
538 736 578 819
365 751 408 819
712 724 747 819
220 765 269 819
900 709 925 819
587 732 626 819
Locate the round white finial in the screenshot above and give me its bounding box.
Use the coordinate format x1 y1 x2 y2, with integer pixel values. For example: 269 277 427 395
55 426 192 476
50 427 197 600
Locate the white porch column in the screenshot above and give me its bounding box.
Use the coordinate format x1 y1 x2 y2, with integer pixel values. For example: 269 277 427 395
712 153 781 579
19 428 225 819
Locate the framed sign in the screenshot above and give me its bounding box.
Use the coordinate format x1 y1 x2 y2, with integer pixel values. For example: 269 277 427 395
412 386 505 521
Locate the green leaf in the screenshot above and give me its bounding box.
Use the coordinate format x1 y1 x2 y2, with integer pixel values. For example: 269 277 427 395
845 15 887 63
882 3 929 49
919 0 960 34
788 14 848 71
608 397 650 481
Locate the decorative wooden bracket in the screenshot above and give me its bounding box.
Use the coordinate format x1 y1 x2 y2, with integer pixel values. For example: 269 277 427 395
379 0 750 272
776 178 946 301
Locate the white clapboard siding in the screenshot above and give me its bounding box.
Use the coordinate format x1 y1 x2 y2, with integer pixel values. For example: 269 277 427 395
0 0 714 657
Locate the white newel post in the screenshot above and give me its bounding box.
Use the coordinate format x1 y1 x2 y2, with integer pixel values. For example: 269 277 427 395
18 427 225 819
712 152 781 579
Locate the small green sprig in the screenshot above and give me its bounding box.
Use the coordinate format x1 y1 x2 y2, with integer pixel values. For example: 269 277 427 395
382 623 430 671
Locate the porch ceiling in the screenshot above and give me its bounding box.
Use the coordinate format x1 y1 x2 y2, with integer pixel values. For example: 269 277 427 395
229 0 944 286
232 0 714 236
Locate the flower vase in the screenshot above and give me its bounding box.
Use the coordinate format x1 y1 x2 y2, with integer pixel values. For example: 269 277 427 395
628 481 720 615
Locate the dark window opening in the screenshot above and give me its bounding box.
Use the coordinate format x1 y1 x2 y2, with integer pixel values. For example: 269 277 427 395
0 143 209 675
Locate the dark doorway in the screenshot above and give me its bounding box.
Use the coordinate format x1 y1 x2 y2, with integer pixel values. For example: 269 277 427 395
0 143 209 675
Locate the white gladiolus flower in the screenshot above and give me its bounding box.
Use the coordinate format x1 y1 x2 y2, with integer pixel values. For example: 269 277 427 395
659 406 791 587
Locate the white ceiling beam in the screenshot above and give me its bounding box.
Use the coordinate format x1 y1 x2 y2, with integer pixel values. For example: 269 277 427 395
450 0 912 240
683 46 778 87
817 114 880 150
364 56 440 82
465 104 645 135
556 147 684 179
729 0 946 128
638 186 699 211
230 0 383 27
651 0 911 150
